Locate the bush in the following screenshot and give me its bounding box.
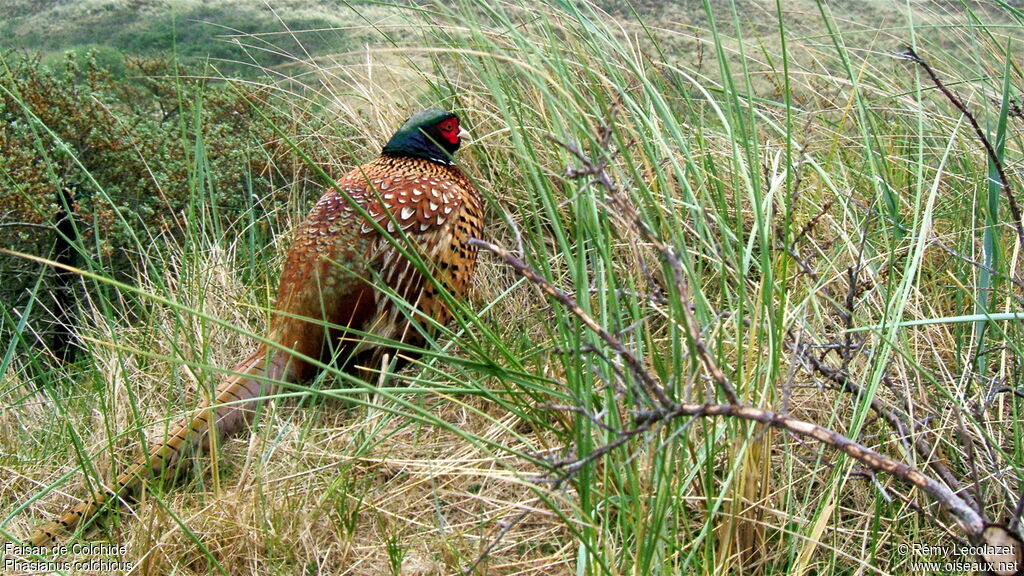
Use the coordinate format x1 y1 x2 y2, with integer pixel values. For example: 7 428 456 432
0 49 334 369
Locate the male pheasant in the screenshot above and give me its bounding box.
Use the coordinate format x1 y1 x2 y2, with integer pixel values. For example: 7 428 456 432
27 109 483 546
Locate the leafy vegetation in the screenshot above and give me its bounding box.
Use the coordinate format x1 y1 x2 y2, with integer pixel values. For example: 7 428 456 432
0 49 340 367
2 1 1024 575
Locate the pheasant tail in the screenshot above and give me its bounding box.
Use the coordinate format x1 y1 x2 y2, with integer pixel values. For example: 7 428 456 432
27 350 286 546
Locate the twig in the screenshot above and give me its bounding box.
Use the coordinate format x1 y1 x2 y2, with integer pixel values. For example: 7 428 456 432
782 198 977 510
538 404 623 434
462 503 536 576
655 401 986 535
899 47 1024 246
934 238 1024 295
1012 491 1024 535
794 336 975 510
548 132 740 404
0 221 54 230
470 238 670 408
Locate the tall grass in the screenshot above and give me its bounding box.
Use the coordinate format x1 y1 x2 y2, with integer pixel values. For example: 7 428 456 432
2 0 1023 574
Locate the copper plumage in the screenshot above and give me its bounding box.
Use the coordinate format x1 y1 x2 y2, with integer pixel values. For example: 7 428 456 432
27 109 483 546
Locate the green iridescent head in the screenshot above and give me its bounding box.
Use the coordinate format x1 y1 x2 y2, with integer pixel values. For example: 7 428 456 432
382 109 465 165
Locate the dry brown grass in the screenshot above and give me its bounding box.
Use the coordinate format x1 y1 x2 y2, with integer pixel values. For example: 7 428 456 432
6 238 573 575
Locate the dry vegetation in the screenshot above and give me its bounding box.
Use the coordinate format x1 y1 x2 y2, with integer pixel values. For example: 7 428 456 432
3 1 1024 575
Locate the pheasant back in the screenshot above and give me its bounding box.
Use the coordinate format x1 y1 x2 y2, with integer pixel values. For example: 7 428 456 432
270 154 483 382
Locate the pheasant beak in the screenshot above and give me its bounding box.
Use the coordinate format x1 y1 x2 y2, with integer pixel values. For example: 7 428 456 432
458 127 470 144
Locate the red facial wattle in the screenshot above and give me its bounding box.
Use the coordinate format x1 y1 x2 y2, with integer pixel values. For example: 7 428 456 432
438 118 460 145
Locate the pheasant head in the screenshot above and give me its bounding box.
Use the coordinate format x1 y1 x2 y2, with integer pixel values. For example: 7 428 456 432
382 108 468 165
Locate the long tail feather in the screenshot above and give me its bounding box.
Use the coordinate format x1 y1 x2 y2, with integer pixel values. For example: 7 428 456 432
27 349 284 546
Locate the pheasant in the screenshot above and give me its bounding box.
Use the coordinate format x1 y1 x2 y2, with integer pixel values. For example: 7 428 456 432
27 108 483 546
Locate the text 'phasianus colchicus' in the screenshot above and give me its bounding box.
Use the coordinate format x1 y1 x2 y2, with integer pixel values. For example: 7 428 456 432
27 109 483 546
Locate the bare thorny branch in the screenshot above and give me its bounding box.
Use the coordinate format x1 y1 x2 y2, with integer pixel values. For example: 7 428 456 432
464 107 1023 575
546 122 739 406
899 46 1024 248
779 47 1024 538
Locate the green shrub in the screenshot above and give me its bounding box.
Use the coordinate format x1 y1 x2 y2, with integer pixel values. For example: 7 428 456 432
0 49 336 369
